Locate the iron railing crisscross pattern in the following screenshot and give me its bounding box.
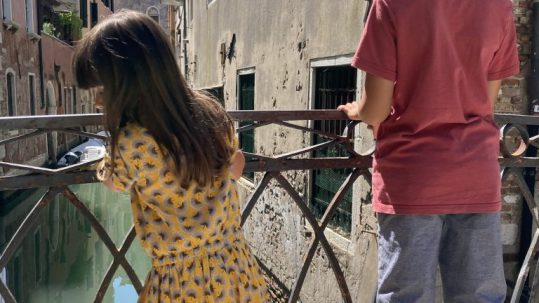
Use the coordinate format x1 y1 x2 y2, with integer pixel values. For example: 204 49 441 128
1 111 539 302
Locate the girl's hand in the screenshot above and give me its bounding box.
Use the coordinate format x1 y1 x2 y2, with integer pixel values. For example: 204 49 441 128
230 150 245 180
96 156 122 192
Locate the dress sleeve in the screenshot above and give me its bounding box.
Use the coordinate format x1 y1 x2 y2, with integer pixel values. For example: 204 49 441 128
97 128 138 192
352 0 397 81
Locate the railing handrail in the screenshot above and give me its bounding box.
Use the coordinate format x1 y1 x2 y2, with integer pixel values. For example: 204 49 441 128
1 111 537 130
1 111 539 302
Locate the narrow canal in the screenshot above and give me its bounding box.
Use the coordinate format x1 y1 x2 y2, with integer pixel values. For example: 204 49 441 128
0 184 150 303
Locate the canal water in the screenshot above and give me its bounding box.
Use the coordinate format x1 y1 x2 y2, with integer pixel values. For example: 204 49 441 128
0 183 150 303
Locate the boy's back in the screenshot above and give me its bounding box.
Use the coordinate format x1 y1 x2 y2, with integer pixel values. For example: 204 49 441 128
354 0 519 214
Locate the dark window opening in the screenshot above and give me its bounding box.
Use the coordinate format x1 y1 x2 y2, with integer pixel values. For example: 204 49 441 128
7 72 16 116
80 0 88 27
238 73 255 181
73 87 77 114
311 65 357 236
90 2 98 27
202 86 224 105
29 74 36 115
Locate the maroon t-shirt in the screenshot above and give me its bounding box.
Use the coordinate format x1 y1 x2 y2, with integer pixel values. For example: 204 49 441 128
353 0 520 214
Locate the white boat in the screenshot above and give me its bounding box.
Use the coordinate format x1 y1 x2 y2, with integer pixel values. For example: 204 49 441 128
57 131 108 167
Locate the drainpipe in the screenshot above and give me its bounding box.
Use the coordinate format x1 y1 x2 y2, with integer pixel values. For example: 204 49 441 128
37 1 45 112
530 0 539 113
182 0 189 83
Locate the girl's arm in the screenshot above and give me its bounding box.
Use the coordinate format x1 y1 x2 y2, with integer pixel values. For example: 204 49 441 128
96 155 130 193
102 176 122 192
230 149 245 180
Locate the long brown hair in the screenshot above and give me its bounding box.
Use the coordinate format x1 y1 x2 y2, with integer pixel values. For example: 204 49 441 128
73 10 235 186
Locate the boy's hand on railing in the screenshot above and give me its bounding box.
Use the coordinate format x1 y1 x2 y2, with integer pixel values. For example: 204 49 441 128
338 102 379 138
337 101 361 121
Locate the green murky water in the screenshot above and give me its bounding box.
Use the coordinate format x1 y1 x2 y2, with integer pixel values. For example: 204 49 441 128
0 183 150 303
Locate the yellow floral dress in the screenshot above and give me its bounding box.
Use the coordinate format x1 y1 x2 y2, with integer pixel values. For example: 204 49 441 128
97 123 269 303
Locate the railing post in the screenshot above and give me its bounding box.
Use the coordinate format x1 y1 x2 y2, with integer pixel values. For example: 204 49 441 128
46 132 58 166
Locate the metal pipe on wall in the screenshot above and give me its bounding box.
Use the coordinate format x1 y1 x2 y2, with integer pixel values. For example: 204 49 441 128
529 0 539 113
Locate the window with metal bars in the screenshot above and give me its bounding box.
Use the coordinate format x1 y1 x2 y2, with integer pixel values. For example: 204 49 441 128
311 65 357 236
238 73 255 181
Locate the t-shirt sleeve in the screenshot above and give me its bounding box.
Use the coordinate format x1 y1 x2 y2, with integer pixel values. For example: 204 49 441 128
352 0 397 81
488 5 520 80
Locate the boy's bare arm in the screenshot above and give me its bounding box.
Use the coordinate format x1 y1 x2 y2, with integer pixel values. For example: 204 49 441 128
337 73 394 126
488 80 502 108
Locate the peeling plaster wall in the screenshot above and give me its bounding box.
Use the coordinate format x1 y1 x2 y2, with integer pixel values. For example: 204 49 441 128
185 1 378 302
180 0 536 301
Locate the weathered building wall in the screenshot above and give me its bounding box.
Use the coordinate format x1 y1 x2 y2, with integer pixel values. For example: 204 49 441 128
42 33 76 116
41 33 85 159
0 0 46 174
114 0 170 34
177 0 534 301
81 0 114 36
0 0 112 175
181 1 377 302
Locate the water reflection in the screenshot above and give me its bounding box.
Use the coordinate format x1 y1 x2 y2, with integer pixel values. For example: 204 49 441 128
0 183 150 303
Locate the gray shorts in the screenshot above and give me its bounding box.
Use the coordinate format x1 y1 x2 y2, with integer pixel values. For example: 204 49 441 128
377 213 506 303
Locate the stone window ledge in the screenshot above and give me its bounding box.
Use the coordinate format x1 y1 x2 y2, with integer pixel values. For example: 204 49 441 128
27 32 41 41
3 20 20 33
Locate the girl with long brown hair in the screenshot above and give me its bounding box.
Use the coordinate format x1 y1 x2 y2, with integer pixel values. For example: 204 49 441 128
74 10 269 302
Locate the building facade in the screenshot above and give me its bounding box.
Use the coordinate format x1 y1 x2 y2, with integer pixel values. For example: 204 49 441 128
172 0 537 301
114 0 171 34
172 1 377 301
0 0 113 176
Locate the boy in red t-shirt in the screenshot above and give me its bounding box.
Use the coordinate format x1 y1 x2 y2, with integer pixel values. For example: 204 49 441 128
338 0 519 301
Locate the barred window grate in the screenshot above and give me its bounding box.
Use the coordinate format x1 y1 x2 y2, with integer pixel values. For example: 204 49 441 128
311 65 357 236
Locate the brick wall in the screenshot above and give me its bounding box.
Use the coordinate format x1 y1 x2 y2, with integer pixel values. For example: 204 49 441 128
497 0 534 288
0 0 46 173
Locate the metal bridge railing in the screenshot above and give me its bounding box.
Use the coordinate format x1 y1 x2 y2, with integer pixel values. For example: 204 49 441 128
0 111 537 302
